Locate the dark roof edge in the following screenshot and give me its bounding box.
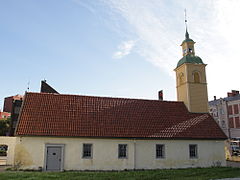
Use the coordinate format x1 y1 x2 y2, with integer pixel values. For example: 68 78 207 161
15 135 227 140
25 92 182 104
209 95 240 103
14 92 27 136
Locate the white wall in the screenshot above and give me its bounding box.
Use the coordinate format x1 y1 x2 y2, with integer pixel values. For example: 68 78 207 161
0 136 17 165
15 137 226 170
135 140 225 169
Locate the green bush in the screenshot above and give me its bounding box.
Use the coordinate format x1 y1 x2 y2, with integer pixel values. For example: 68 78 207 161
0 118 10 136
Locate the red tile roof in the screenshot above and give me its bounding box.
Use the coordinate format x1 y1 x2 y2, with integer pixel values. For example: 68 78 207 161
15 92 227 139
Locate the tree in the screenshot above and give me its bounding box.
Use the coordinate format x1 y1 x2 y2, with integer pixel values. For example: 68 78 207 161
0 117 10 136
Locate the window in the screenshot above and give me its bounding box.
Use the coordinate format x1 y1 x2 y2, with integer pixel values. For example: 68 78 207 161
222 120 226 128
229 118 234 128
14 106 21 114
0 145 8 157
82 144 92 158
156 144 165 158
220 108 224 115
183 49 187 54
179 73 184 85
193 72 200 83
118 144 127 158
228 105 233 115
213 111 218 117
235 117 240 128
234 104 239 114
189 144 198 158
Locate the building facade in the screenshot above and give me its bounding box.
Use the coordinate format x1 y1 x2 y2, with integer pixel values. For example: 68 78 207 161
209 90 240 138
13 92 226 171
3 95 23 113
13 137 225 171
9 99 23 136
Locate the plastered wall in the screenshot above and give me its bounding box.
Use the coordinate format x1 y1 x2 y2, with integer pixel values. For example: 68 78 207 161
14 137 226 170
0 136 17 165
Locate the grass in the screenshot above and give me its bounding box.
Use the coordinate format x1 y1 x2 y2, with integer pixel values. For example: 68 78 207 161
0 167 240 180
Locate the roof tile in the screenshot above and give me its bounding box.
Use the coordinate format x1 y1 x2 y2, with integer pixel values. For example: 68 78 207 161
15 92 227 139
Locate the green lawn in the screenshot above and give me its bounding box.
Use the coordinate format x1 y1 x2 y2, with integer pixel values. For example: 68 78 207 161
0 167 240 180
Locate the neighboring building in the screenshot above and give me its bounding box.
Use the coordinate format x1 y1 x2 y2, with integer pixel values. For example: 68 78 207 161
40 80 59 94
11 29 227 171
8 99 23 136
209 90 240 138
3 95 23 113
0 111 10 120
5 80 58 136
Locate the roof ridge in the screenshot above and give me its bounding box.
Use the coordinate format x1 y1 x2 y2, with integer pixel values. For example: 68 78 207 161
26 92 182 104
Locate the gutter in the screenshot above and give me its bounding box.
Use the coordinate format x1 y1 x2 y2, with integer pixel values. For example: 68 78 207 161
226 100 231 139
133 138 136 169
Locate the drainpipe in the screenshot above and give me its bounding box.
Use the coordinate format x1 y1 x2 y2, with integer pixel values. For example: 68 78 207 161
226 100 231 139
225 100 233 156
133 138 136 170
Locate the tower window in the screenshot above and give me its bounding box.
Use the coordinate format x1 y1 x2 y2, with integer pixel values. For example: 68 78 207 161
179 73 184 85
183 49 187 54
188 48 192 53
193 72 200 83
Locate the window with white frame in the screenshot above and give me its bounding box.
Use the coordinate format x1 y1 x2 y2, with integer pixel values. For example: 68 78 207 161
189 144 198 158
82 144 92 158
118 144 127 158
156 144 165 158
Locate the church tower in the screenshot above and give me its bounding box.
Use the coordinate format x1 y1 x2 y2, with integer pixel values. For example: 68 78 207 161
174 29 209 113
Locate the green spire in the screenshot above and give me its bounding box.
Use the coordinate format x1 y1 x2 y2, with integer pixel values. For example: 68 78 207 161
181 28 194 45
177 10 204 68
184 9 189 40
185 29 189 39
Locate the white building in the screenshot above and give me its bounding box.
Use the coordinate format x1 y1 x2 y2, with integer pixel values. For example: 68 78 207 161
13 92 227 171
209 90 240 138
2 29 227 171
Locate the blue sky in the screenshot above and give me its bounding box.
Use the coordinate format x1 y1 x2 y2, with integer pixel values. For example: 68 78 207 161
1 0 240 109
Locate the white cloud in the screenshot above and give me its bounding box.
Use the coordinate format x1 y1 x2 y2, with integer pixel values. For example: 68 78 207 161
113 40 135 59
102 0 240 100
72 0 97 14
102 0 184 74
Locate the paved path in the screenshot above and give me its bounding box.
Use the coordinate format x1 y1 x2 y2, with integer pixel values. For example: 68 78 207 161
0 166 8 172
215 178 240 180
227 160 240 168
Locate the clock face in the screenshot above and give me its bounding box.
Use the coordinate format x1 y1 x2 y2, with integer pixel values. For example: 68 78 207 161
183 49 187 54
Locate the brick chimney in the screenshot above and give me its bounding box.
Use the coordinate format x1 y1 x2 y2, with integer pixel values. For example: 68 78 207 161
228 90 239 97
232 90 239 96
158 90 163 101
